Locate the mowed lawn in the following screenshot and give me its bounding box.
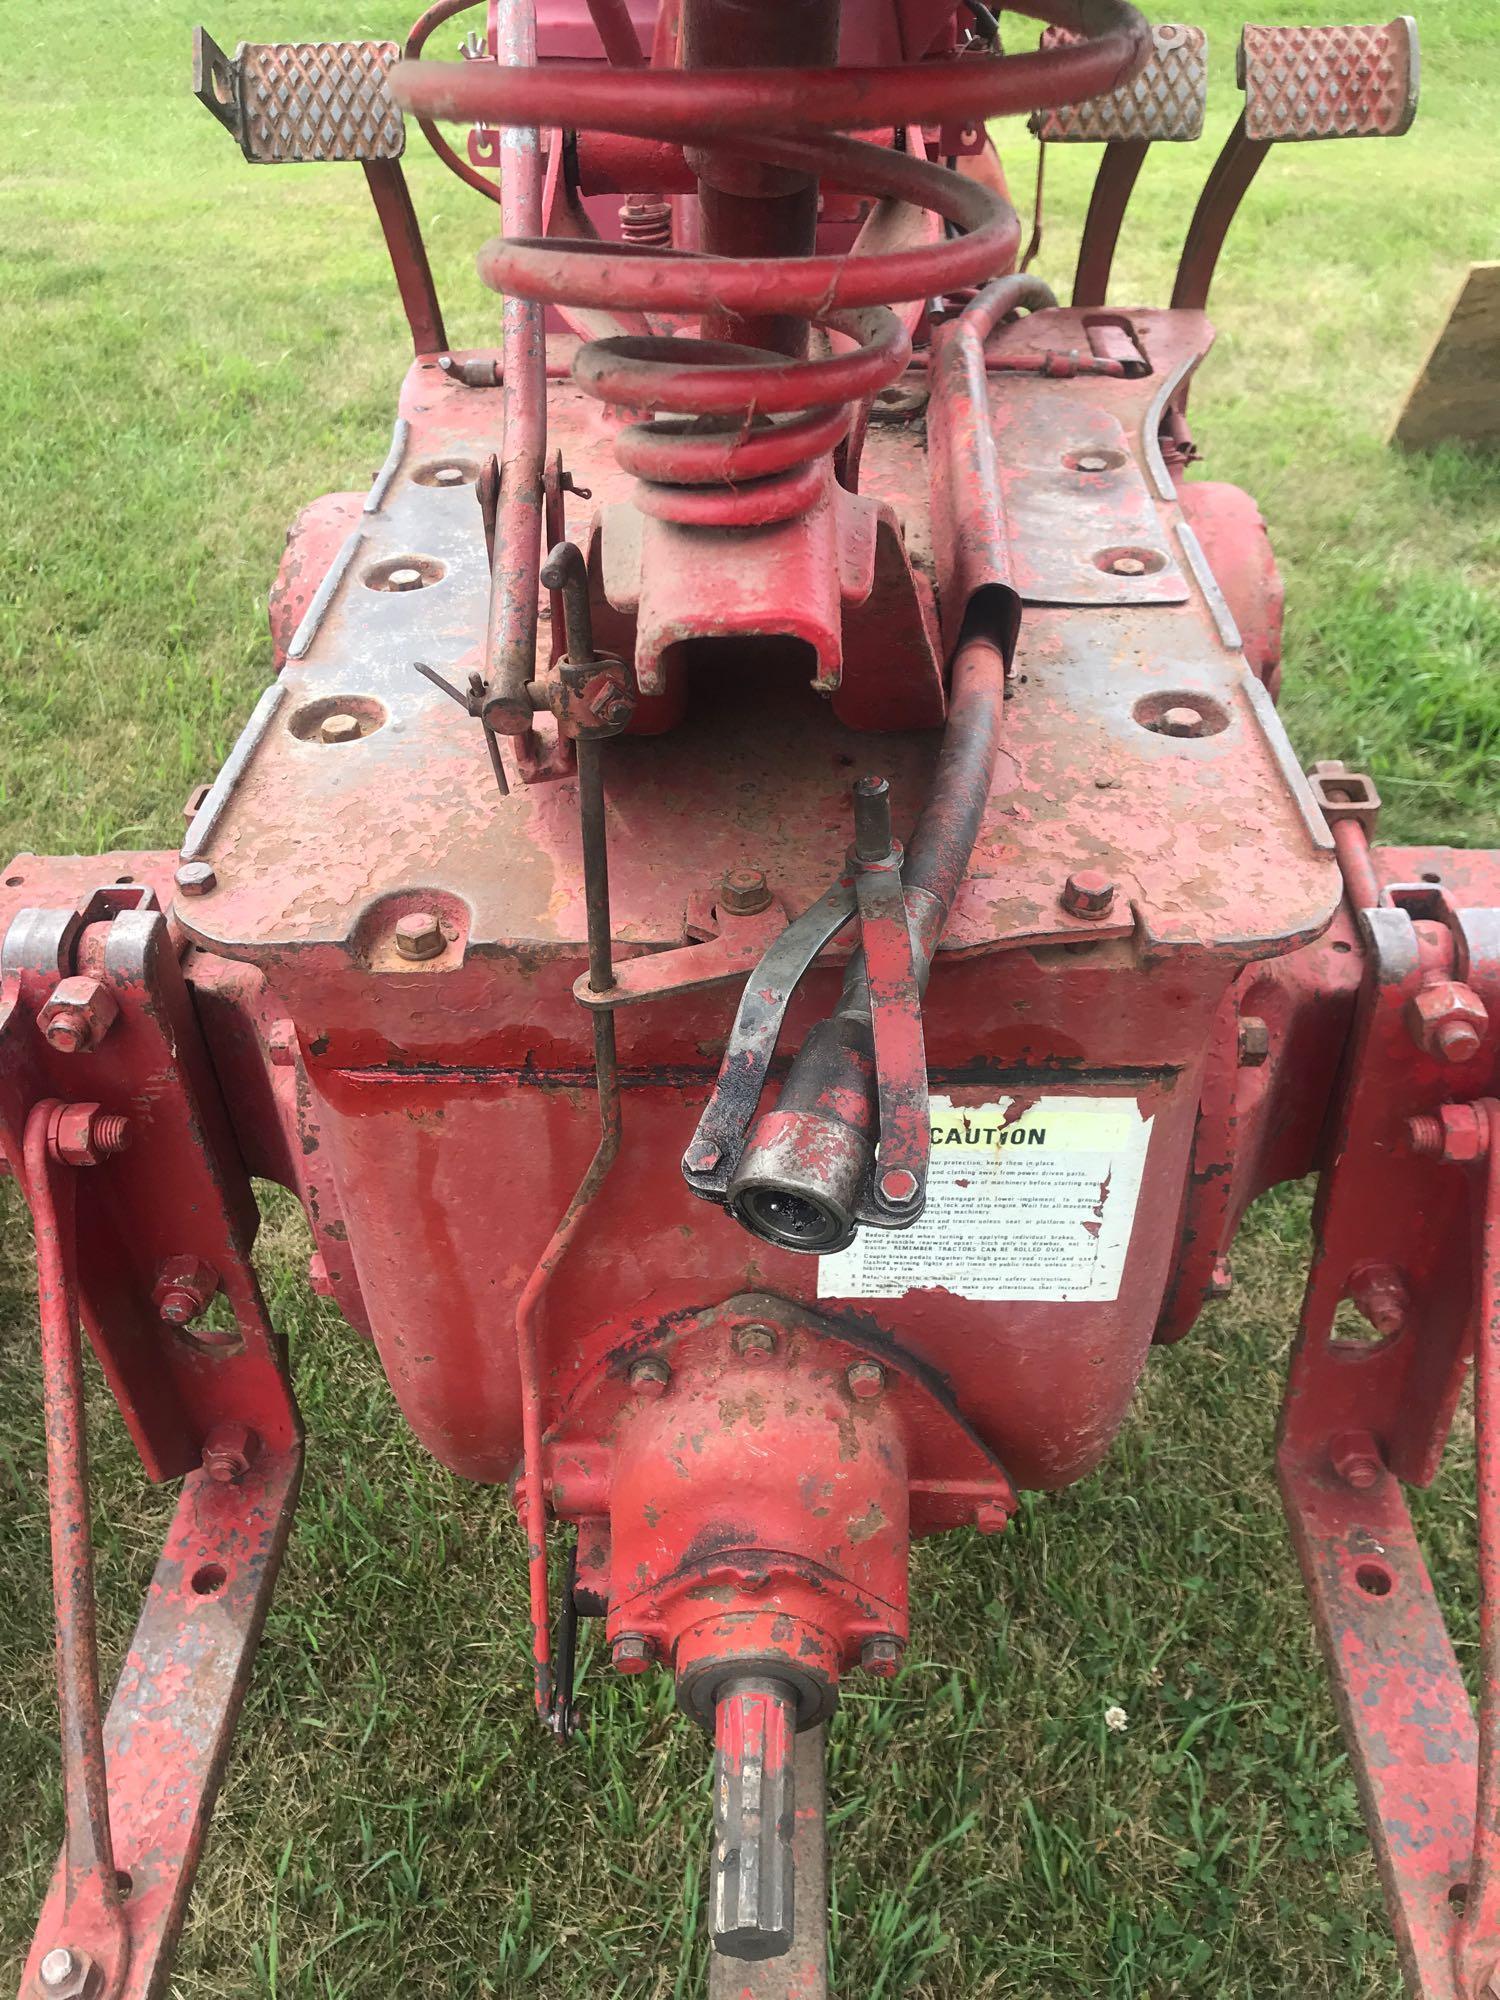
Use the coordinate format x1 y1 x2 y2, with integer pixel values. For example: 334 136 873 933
1 2 1497 1995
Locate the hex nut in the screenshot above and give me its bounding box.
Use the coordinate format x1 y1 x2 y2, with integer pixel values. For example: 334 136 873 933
1347 1263 1409 1337
394 911 446 962
1407 1102 1492 1164
734 1323 778 1358
1408 981 1489 1066
1236 1016 1271 1067
319 711 363 745
1329 1430 1383 1491
721 868 772 916
846 1359 886 1402
174 861 217 898
860 1634 903 1677
48 1104 131 1168
152 1255 221 1326
39 976 119 1056
202 1421 258 1485
1060 870 1115 921
1158 705 1205 738
629 1355 671 1398
611 1633 654 1673
36 1945 95 1999
975 1500 1011 1536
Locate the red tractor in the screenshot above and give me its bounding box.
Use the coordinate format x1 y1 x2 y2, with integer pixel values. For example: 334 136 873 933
7 5 1490 1997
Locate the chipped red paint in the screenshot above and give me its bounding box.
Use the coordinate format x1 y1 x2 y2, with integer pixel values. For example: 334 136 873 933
4 0 1478 1989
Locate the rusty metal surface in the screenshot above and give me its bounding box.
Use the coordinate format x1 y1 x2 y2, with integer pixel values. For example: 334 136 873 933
1031 22 1207 144
175 313 1338 971
194 31 405 164
1240 17 1420 144
709 1724 826 2000
21 1449 302 2000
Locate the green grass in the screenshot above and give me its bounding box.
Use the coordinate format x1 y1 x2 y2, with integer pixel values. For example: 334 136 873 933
1 1 1497 1994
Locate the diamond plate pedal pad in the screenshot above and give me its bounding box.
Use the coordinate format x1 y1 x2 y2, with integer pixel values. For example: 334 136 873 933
1030 23 1207 143
193 27 404 162
1238 17 1419 141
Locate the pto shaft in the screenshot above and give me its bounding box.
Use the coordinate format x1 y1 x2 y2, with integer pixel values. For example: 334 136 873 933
710 1676 798 1960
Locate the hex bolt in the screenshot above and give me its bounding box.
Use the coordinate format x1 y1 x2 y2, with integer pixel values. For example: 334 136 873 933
1158 706 1205 738
1237 1016 1271 1066
1407 1103 1492 1164
434 464 467 486
1207 1255 1233 1300
1408 980 1489 1066
319 711 363 745
39 976 119 1056
975 1500 1011 1535
611 1632 654 1673
853 774 894 863
629 1355 671 1398
36 1945 95 1999
860 1634 903 1676
46 1105 132 1168
174 861 217 898
394 911 446 962
846 1359 886 1402
1348 1264 1409 1337
152 1255 220 1327
878 1166 920 1207
1109 553 1147 577
387 565 425 592
720 867 772 916
734 1323 778 1358
1329 1430 1384 1491
202 1421 258 1485
686 1141 721 1173
1060 870 1115 921
1076 453 1110 473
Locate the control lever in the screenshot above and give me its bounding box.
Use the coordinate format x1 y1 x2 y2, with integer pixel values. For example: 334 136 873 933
682 775 930 1255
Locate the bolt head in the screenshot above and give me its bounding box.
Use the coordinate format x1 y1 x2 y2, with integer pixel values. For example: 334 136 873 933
434 464 467 486
1060 869 1115 920
319 711 363 744
1409 981 1488 1065
975 1499 1011 1536
394 911 446 961
720 867 772 917
1348 1263 1409 1337
387 565 425 592
152 1255 219 1326
878 1166 920 1207
686 1141 721 1174
1236 1016 1271 1067
1158 705 1205 738
611 1633 653 1674
1076 454 1110 473
846 1359 886 1402
175 860 217 898
629 1355 671 1399
734 1323 778 1359
1207 1256 1233 1300
1110 554 1147 576
860 1634 903 1677
36 1945 94 1999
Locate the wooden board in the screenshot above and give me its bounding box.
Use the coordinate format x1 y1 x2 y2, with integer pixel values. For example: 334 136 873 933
1391 261 1500 452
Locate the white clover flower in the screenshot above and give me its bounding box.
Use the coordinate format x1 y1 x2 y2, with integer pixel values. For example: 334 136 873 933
1104 1704 1128 1733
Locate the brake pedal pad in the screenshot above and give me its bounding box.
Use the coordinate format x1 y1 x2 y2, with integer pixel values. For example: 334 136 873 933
193 27 404 162
1030 23 1208 143
1239 17 1419 142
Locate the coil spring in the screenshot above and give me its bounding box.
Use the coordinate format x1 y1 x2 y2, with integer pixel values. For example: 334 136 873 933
393 2 1152 527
